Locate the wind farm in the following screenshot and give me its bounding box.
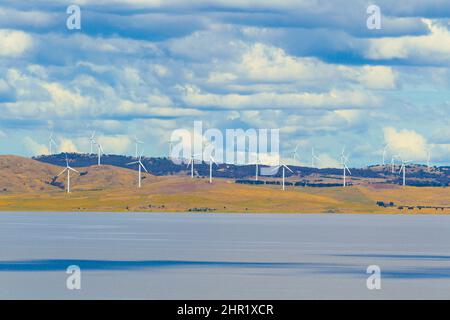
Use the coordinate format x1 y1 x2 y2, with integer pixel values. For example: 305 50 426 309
0 146 449 214
4 0 450 302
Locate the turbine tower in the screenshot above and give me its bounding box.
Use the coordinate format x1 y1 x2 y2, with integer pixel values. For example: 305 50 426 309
382 143 389 166
398 156 411 186
168 139 174 160
187 152 201 178
245 144 261 181
254 157 261 181
57 155 79 193
208 155 218 184
48 132 57 155
391 156 396 173
279 163 293 190
426 147 432 172
311 147 320 168
96 142 104 166
134 136 144 158
89 131 96 154
127 154 148 188
201 140 210 163
292 143 301 164
341 147 351 187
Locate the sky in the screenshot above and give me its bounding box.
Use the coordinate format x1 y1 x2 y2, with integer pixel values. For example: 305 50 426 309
0 0 449 167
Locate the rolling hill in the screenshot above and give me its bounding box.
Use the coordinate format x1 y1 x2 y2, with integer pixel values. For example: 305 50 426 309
0 155 449 213
0 155 155 194
33 153 450 187
0 155 61 193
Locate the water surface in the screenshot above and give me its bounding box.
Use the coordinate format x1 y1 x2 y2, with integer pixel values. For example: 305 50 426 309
1 212 449 299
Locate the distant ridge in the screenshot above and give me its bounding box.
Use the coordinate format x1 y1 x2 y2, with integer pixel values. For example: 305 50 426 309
32 153 450 187
0 155 449 213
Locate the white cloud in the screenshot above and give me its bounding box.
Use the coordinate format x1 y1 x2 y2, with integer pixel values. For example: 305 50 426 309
58 138 78 153
383 127 428 160
334 110 363 124
316 153 341 169
355 66 397 90
0 29 33 57
96 135 131 154
205 43 396 90
42 82 91 112
23 136 48 155
0 7 55 28
366 19 450 64
181 85 379 110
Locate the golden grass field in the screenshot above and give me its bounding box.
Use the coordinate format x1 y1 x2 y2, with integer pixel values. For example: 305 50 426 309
0 155 449 213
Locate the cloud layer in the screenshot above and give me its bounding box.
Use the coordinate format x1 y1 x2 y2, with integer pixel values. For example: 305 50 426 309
0 1 449 166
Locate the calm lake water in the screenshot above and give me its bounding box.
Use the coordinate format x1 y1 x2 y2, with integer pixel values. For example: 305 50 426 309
1 212 450 299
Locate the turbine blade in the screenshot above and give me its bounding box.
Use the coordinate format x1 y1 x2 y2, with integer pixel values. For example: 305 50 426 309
68 166 79 173
127 161 139 165
140 161 148 172
345 165 351 174
57 168 67 176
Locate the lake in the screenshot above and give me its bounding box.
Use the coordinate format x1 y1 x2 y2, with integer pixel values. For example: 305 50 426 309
1 212 450 299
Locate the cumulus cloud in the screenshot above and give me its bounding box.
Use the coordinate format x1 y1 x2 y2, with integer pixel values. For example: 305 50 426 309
181 85 379 110
0 29 32 57
383 127 428 160
366 19 450 64
58 138 78 153
96 135 132 154
0 7 56 29
316 153 341 169
0 1 448 166
205 43 397 90
23 136 48 155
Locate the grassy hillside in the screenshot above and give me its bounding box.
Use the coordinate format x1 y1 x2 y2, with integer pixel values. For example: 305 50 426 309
0 155 61 193
33 153 450 187
0 155 155 193
0 155 449 213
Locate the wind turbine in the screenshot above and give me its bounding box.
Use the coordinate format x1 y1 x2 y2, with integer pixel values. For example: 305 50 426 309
391 156 396 173
57 155 79 193
187 152 201 178
382 143 389 166
133 136 143 158
398 157 411 186
89 131 96 154
96 142 104 166
254 156 262 181
244 144 261 181
341 147 351 187
426 147 432 172
168 139 173 160
48 132 57 155
292 143 301 163
311 147 320 168
201 140 210 163
127 154 148 188
208 155 218 184
279 162 293 190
